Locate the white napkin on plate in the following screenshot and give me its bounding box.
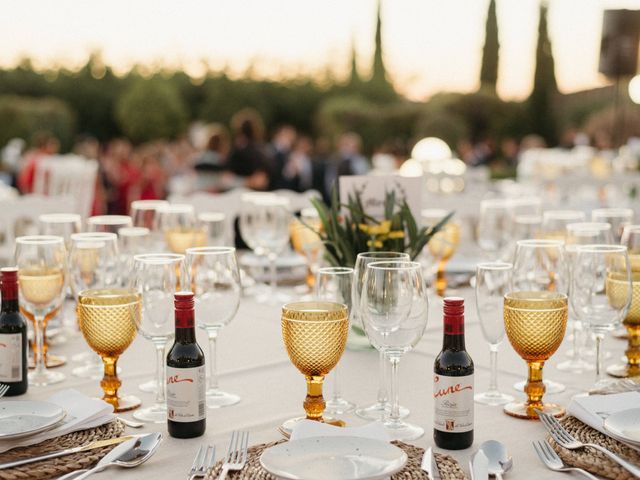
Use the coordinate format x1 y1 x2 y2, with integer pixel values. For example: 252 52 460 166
567 392 640 435
0 389 115 452
289 420 390 442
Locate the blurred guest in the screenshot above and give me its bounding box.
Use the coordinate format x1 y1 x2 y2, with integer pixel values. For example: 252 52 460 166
282 135 313 192
73 135 100 159
324 132 369 196
1 138 25 187
17 131 60 193
101 139 140 214
193 125 235 192
226 109 271 190
135 145 167 201
269 125 296 189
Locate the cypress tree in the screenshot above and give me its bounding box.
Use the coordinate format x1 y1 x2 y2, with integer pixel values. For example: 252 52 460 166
348 38 361 87
367 0 396 101
527 1 559 145
479 0 499 92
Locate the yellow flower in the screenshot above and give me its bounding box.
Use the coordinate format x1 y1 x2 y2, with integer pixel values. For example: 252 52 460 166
365 220 392 236
387 230 405 239
366 239 384 248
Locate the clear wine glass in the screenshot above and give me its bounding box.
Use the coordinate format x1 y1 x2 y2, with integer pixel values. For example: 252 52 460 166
477 198 512 260
361 260 428 440
130 253 184 422
68 232 120 379
130 199 169 250
15 235 66 386
239 194 292 304
511 239 569 395
353 251 410 421
474 262 515 406
198 212 227 246
38 213 81 249
186 247 242 408
118 227 150 282
87 215 133 235
591 208 634 242
572 244 632 389
541 210 586 242
157 204 205 254
290 208 323 294
315 266 356 416
509 196 542 217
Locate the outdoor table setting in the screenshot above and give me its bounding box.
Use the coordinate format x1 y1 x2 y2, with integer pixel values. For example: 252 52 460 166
0 188 640 480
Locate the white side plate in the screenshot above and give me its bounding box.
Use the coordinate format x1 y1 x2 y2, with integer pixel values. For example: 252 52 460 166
0 401 66 439
604 407 640 445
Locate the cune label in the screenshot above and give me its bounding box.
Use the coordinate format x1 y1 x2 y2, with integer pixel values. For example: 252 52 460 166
166 365 206 423
0 333 22 382
433 373 474 433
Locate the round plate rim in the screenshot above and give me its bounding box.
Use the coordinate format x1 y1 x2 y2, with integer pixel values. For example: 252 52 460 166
603 407 640 445
0 400 66 439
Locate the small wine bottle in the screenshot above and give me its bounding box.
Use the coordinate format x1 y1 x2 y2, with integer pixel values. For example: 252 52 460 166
433 297 474 450
0 267 28 395
166 291 206 438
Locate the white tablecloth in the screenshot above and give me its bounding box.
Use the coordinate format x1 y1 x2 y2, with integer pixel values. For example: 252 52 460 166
18 286 627 479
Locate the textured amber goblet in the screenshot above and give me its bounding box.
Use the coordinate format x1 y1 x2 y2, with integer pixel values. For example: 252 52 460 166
77 288 141 412
281 301 348 431
503 291 568 420
607 271 640 378
428 222 460 297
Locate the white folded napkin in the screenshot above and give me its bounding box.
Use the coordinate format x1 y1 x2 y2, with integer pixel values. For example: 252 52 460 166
0 389 115 453
567 392 640 435
289 420 390 442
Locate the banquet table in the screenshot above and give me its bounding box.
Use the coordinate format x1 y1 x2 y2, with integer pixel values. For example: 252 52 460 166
19 284 627 479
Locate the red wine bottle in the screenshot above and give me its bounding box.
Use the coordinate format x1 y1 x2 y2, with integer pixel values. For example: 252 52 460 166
433 297 474 450
166 292 206 438
0 267 28 395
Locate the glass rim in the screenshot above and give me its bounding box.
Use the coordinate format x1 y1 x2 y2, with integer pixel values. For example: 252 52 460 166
185 246 235 256
15 235 64 245
133 253 185 264
480 197 512 208
516 239 564 247
130 199 169 210
87 215 132 225
70 232 117 242
38 213 81 223
157 203 194 214
566 222 612 232
592 207 634 217
574 244 627 254
366 260 421 271
316 266 354 275
77 287 141 306
198 212 225 221
504 290 568 303
542 210 585 220
509 196 542 206
514 214 542 224
477 261 513 271
118 227 150 237
356 251 410 260
282 301 348 322
623 224 640 234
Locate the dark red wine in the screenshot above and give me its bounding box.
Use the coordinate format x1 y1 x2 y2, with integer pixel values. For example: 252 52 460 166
0 267 28 395
166 292 206 438
433 297 474 450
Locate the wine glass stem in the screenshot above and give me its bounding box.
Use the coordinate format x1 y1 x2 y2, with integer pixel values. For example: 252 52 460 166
377 351 388 405
34 313 46 376
388 355 401 423
488 344 498 393
570 318 580 360
207 330 219 392
332 364 341 402
268 253 278 295
153 343 166 405
436 260 447 297
595 332 605 385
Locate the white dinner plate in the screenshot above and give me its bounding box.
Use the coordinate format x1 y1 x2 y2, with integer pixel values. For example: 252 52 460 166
260 436 408 480
604 408 640 445
0 401 66 439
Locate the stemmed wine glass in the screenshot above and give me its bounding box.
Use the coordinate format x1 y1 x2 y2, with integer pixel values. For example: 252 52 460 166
157 204 205 254
87 215 133 234
290 208 323 293
421 209 459 297
130 199 169 249
360 260 428 440
591 208 634 242
541 210 586 242
477 198 512 260
130 253 184 422
474 262 515 406
316 266 356 415
15 235 66 386
239 194 292 304
198 212 227 246
118 227 150 281
186 247 241 407
353 251 410 421
572 245 632 389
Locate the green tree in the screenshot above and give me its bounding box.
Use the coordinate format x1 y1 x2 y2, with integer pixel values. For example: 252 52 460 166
479 0 499 92
527 2 558 145
364 0 396 102
115 79 187 143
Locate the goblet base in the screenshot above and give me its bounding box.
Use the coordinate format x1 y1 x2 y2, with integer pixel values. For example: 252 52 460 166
72 351 94 363
504 402 564 420
28 369 65 387
474 390 514 406
612 327 629 340
355 402 409 421
279 416 346 438
138 379 158 393
606 363 640 378
513 379 565 394
556 358 594 373
106 394 141 413
29 354 66 369
133 403 166 423
383 420 424 441
325 397 356 416
206 389 241 409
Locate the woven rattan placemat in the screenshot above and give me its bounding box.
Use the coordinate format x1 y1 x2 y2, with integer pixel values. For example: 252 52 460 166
549 416 640 480
204 440 467 480
0 420 125 480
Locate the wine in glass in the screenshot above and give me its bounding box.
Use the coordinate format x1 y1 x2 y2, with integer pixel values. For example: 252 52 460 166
361 261 429 440
474 262 515 406
280 301 349 436
422 209 459 297
186 247 241 408
130 253 184 421
158 204 206 254
15 236 66 386
77 288 141 412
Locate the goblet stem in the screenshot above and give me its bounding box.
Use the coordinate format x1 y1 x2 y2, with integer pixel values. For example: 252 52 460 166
153 343 166 405
100 355 121 410
627 326 640 374
331 365 341 402
34 312 46 377
388 356 401 424
206 329 219 392
436 260 447 297
268 253 278 296
525 360 545 416
570 319 580 359
377 351 388 405
304 375 325 421
488 345 499 393
595 333 605 385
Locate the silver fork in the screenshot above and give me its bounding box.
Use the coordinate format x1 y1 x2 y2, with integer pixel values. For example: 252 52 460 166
536 409 640 477
0 384 8 398
188 445 216 480
532 440 599 479
218 431 249 480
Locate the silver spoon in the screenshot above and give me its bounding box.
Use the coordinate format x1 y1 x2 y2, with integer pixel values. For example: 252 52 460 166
57 432 162 480
118 416 144 428
479 440 513 480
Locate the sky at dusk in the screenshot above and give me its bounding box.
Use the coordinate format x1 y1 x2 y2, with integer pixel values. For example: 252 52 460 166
1 0 639 101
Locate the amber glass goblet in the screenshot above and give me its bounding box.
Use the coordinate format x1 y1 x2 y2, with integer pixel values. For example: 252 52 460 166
77 288 141 412
280 301 348 435
503 291 568 420
422 209 459 297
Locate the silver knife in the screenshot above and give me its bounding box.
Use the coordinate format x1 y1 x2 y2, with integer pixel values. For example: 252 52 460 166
0 435 140 470
421 447 440 479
